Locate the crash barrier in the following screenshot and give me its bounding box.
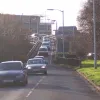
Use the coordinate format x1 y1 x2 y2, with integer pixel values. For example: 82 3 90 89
27 41 42 59
13 42 41 63
53 56 81 66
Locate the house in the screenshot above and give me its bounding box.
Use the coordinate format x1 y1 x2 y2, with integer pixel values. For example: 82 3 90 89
55 26 77 53
39 23 51 35
0 14 40 33
0 14 51 35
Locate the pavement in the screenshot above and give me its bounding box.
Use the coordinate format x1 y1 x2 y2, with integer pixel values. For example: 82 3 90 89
0 64 100 100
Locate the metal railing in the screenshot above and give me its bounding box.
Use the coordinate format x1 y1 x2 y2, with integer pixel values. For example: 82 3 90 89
27 41 41 59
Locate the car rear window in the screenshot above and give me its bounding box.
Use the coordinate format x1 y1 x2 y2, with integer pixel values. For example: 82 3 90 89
27 59 44 64
39 48 48 51
0 62 23 70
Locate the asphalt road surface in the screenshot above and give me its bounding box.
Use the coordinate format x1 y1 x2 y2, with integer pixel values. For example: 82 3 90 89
0 64 100 100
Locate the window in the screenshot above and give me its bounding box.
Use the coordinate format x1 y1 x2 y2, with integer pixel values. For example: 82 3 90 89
0 62 22 70
39 48 48 51
27 59 44 64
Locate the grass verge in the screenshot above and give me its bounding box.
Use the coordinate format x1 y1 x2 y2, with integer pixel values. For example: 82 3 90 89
76 60 100 86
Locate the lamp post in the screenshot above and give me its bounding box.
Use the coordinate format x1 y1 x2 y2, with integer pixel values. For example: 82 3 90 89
93 0 97 69
52 20 57 32
47 19 51 35
52 20 58 53
47 9 65 58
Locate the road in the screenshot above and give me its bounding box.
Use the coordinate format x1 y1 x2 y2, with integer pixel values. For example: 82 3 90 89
0 64 100 100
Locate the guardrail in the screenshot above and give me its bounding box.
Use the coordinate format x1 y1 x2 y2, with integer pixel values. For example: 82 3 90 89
27 41 41 59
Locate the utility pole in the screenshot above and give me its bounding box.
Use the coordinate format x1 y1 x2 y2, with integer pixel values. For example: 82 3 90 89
93 0 97 69
20 13 23 32
29 16 31 30
36 17 39 34
62 11 65 58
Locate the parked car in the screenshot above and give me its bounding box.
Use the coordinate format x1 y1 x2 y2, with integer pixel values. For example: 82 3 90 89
38 46 49 57
26 58 47 75
0 61 28 86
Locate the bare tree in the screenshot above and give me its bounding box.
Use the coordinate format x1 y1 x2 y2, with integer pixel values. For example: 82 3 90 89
77 0 100 58
0 14 32 62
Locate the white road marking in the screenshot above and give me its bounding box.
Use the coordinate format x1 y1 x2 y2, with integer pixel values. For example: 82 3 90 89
38 78 43 83
26 91 32 98
25 76 46 98
35 83 39 87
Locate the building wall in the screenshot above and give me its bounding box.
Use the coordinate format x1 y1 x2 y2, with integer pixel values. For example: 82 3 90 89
39 23 51 35
56 26 77 53
22 15 40 33
10 15 40 33
0 14 52 35
57 38 69 52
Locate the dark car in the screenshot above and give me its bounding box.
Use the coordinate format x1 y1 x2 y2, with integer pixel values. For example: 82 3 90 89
0 61 28 86
38 46 49 57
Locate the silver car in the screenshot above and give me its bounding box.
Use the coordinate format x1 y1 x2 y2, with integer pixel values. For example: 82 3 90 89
26 58 47 75
38 46 49 57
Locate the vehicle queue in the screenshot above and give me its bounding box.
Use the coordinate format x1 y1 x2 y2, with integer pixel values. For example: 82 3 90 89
0 35 54 86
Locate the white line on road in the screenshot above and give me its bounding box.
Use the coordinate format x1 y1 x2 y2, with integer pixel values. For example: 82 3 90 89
38 78 44 83
25 76 46 99
26 91 32 98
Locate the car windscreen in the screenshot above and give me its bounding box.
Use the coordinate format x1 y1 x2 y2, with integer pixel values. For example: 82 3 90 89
39 48 48 51
0 63 22 70
27 59 44 64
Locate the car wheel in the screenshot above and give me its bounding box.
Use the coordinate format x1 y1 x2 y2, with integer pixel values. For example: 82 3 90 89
44 71 47 75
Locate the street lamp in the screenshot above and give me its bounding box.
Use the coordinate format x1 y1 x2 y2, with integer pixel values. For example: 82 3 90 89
47 19 51 34
52 20 58 54
93 0 97 69
52 20 57 32
47 9 65 58
47 19 58 34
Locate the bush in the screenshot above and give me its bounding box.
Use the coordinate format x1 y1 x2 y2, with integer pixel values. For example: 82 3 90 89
53 57 66 64
53 53 81 66
66 58 81 66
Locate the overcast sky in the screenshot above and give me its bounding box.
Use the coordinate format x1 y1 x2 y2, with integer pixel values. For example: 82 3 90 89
0 0 87 30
